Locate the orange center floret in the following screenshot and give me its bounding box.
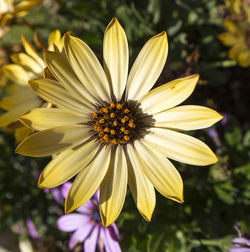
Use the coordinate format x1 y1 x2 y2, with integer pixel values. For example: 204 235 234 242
92 101 136 145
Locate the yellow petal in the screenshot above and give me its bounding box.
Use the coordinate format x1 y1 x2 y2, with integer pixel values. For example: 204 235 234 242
15 126 33 142
15 125 89 157
21 35 44 67
64 34 110 102
65 146 111 213
11 52 43 75
218 32 241 46
139 74 199 114
20 108 87 131
14 0 42 15
0 86 36 110
238 50 250 67
100 145 128 226
126 146 156 221
144 128 218 166
133 140 183 203
48 29 64 52
228 43 247 61
29 78 91 116
3 64 36 85
0 97 42 127
44 51 95 107
153 105 223 130
38 139 100 188
103 17 128 100
126 32 168 101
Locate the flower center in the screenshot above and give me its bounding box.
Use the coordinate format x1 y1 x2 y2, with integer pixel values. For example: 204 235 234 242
90 100 153 146
91 208 102 224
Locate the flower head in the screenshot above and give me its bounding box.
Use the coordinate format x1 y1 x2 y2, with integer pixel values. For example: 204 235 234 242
57 182 121 252
0 30 64 141
219 19 250 67
0 0 42 38
16 18 223 226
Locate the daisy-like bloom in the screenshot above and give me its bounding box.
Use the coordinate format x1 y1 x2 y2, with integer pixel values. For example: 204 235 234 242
57 182 121 252
0 30 64 141
224 0 250 22
16 18 223 226
219 19 250 67
0 0 42 39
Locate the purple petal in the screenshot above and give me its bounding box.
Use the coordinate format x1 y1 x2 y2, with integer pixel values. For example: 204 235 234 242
233 238 250 246
103 227 121 252
69 224 93 250
34 170 41 181
61 182 72 199
57 213 90 232
229 247 250 252
26 218 39 239
51 187 63 203
77 200 95 214
84 226 99 252
108 223 120 241
93 190 100 201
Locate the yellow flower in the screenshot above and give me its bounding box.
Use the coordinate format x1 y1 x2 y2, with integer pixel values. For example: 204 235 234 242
0 0 43 39
16 18 223 226
0 30 64 141
224 0 250 22
219 19 250 67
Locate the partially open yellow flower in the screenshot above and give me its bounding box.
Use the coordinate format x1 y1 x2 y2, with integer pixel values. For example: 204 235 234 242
0 30 64 141
0 0 43 39
16 18 223 226
219 19 250 67
224 0 250 22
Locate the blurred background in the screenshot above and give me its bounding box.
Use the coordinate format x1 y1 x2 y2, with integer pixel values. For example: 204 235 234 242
0 0 250 251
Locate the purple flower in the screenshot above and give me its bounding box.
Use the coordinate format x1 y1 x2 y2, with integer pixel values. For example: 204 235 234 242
229 237 250 252
35 170 63 203
26 218 39 239
44 187 64 204
57 182 121 252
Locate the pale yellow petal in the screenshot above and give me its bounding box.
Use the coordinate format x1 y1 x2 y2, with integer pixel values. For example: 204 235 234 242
126 146 155 221
65 146 111 213
144 128 218 166
103 17 128 100
3 64 36 85
100 146 128 226
126 32 168 101
0 86 36 110
29 78 91 116
15 126 33 142
133 140 183 203
0 97 42 127
44 51 95 106
15 125 89 157
20 108 87 131
153 105 223 130
38 139 100 188
14 0 42 15
11 52 43 75
48 29 64 52
139 74 199 114
64 34 111 102
21 35 44 67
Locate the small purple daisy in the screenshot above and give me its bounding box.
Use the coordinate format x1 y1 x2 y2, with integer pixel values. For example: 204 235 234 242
57 182 121 252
